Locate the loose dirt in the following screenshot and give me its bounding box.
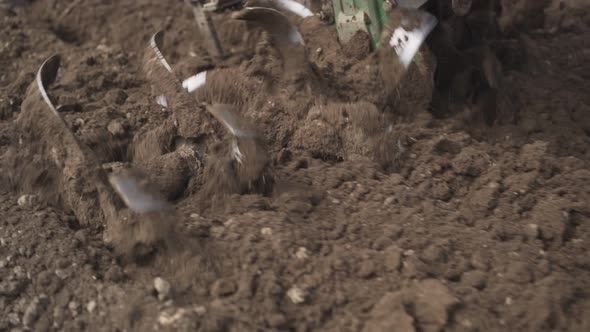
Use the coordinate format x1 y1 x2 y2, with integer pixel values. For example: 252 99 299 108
1 0 590 331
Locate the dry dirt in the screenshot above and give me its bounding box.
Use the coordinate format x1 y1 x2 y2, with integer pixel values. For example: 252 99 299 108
1 0 590 331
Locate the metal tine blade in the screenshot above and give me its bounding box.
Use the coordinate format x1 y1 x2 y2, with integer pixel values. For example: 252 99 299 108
386 9 437 69
187 0 225 58
36 54 61 116
108 170 170 215
20 55 122 227
144 30 204 137
182 71 207 93
245 0 314 18
232 7 307 75
205 103 258 139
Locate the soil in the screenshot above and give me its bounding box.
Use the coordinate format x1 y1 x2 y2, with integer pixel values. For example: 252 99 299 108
1 0 590 331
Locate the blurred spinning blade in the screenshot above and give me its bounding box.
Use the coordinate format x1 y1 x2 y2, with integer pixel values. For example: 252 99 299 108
36 54 61 116
206 103 258 139
186 0 225 58
232 7 307 75
144 31 203 137
245 0 314 18
386 9 438 69
108 170 170 214
205 104 267 168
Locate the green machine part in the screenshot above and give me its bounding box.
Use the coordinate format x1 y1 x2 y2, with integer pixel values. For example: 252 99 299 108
332 0 390 50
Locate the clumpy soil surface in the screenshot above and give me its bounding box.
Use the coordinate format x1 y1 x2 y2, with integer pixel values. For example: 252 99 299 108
1 1 590 331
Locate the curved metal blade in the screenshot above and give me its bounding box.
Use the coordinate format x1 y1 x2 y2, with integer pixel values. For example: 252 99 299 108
387 10 437 69
205 104 258 139
36 54 61 115
19 55 124 227
182 71 207 93
144 31 203 138
232 7 307 74
108 170 169 214
148 31 174 73
245 0 314 18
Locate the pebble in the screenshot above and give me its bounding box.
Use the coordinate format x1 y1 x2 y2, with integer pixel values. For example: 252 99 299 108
384 196 395 206
158 308 187 326
86 300 97 313
154 277 171 301
211 279 237 298
462 270 488 290
7 312 20 326
525 223 539 241
107 120 125 137
358 260 376 278
193 306 206 316
68 301 80 316
17 194 36 207
287 286 307 304
295 247 310 260
261 227 273 236
55 269 69 280
73 118 85 128
13 266 25 278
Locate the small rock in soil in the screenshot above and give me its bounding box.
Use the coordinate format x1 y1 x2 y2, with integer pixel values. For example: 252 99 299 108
68 301 80 316
287 286 307 304
462 270 488 290
525 223 540 241
17 194 36 207
7 312 20 326
86 300 97 313
211 279 237 298
358 260 376 278
260 227 273 236
154 277 172 301
107 119 126 137
295 247 310 260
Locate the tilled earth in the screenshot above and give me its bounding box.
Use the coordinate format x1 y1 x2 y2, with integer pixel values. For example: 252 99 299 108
1 1 590 331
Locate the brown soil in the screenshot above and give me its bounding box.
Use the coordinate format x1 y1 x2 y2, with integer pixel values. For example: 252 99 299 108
1 1 590 331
